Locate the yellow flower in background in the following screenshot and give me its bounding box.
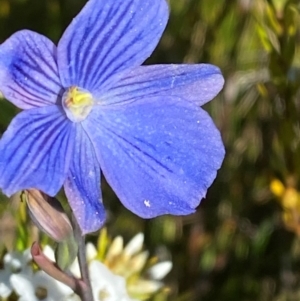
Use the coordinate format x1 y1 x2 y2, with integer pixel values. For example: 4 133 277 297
0 0 10 18
270 178 300 235
270 179 285 198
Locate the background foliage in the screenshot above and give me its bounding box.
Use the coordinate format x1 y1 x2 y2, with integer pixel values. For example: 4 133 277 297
1 0 300 300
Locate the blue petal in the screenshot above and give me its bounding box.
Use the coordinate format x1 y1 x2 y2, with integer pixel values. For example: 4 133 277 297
0 30 62 109
0 106 75 196
83 96 225 218
64 125 105 234
104 64 224 105
57 0 169 93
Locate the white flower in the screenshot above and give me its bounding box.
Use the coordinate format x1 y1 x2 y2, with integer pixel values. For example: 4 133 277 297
89 260 137 301
42 245 56 262
104 233 172 297
0 249 32 299
10 270 74 301
123 234 144 257
147 262 172 280
127 261 173 296
0 270 12 299
42 244 136 301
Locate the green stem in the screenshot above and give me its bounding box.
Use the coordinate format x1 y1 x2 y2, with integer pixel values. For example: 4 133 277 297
74 217 94 301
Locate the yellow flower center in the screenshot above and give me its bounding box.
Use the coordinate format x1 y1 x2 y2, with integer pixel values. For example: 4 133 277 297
62 86 94 122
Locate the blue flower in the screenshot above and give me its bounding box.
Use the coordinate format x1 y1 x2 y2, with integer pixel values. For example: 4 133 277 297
0 0 225 234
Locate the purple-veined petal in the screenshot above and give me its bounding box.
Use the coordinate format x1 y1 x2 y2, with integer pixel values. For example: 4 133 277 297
0 30 62 110
103 64 224 106
83 96 225 218
64 125 105 234
57 0 169 94
0 106 75 196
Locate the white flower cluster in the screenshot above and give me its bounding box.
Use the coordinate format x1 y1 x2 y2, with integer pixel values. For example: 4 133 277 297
0 247 137 301
0 234 172 301
0 248 76 301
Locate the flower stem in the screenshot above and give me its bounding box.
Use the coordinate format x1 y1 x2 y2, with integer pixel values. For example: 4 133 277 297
73 217 94 301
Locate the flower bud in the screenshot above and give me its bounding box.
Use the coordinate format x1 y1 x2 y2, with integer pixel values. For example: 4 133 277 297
23 189 73 242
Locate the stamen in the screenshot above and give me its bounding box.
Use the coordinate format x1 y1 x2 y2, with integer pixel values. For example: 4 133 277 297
62 86 94 122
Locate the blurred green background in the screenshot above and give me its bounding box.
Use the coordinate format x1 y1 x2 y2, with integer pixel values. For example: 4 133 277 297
1 0 300 300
